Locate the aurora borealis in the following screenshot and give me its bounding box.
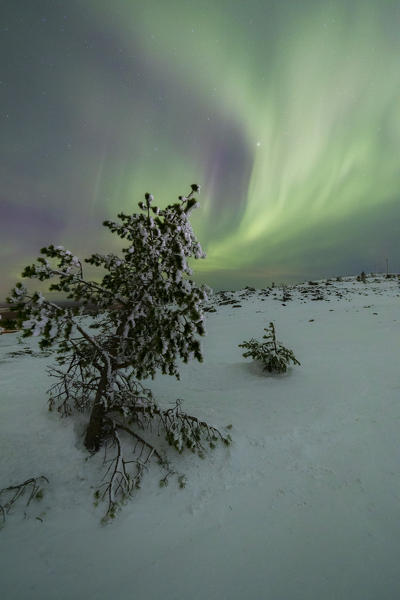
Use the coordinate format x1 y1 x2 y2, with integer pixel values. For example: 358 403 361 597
1 0 400 298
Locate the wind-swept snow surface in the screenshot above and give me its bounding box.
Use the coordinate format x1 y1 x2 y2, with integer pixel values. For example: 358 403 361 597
1 275 400 599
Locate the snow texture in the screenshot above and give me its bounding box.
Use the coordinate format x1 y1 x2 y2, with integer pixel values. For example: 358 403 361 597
1 274 400 599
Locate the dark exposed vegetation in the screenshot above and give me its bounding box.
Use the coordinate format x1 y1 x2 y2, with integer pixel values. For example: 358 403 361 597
0 476 49 526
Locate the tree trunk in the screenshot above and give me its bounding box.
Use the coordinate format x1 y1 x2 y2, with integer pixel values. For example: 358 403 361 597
84 371 108 452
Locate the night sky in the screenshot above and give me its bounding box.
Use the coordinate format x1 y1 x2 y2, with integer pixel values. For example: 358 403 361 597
2 0 400 299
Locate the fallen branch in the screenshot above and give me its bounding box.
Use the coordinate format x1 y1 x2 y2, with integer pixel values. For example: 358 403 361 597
0 476 49 525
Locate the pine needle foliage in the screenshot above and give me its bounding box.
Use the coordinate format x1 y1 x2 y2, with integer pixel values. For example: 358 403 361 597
7 185 231 521
239 322 300 373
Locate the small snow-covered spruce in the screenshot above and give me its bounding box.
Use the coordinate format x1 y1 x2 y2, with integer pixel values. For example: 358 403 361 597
8 185 231 522
239 322 300 374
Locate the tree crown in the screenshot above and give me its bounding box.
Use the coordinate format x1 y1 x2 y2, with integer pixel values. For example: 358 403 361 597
8 186 209 380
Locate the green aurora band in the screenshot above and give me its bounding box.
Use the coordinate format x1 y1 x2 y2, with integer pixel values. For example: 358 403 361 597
88 0 400 286
2 0 400 296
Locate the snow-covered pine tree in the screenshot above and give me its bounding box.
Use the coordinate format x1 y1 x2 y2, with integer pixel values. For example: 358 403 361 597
8 185 230 520
239 321 300 374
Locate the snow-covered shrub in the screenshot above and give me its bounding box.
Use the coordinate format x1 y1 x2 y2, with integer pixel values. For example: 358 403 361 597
8 185 231 521
239 321 300 374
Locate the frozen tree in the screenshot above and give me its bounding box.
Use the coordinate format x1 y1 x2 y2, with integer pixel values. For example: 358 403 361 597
239 321 300 374
8 185 230 520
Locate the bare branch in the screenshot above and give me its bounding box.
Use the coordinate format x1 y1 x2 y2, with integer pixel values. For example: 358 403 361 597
0 476 49 524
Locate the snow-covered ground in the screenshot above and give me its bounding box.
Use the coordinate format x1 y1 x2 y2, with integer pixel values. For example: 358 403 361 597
1 275 400 600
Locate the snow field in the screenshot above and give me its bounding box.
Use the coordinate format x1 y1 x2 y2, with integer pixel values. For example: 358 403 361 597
1 276 400 599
